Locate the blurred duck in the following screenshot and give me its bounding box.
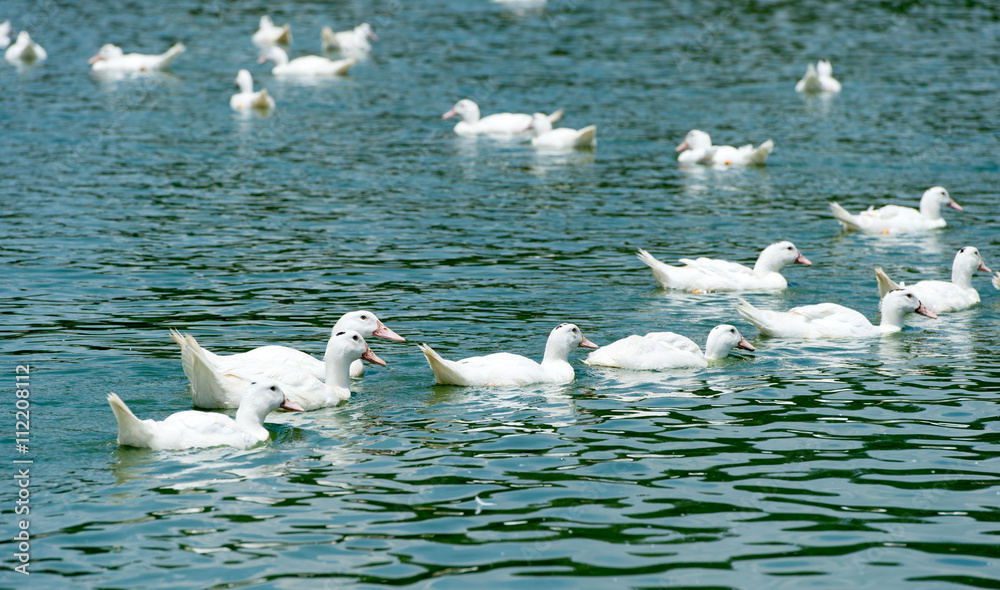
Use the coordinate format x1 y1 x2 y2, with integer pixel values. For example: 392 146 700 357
526 112 596 149
4 31 46 64
252 15 291 46
443 99 563 137
230 69 275 112
258 45 355 76
675 129 773 166
321 23 377 54
88 42 185 72
795 59 842 93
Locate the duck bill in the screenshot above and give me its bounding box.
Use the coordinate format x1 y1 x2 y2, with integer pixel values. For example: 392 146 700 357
369 31 379 42
915 303 937 319
87 53 102 65
978 261 991 272
948 200 963 211
674 140 689 153
256 55 269 65
795 252 812 266
442 109 457 120
362 347 387 366
373 322 406 342
737 337 755 351
280 398 305 412
578 336 598 349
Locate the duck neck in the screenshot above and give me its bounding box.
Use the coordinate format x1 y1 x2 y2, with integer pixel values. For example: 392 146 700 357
234 402 270 441
919 197 943 220
878 307 907 333
541 338 572 367
702 335 727 361
951 262 975 289
753 253 780 275
323 344 353 395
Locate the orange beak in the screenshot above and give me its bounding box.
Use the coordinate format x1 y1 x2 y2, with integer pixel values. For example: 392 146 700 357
280 398 305 412
373 322 405 342
795 252 812 266
362 347 387 366
948 200 963 211
914 303 937 319
442 109 457 119
674 140 689 153
87 53 102 65
978 261 991 273
737 337 755 351
578 336 598 349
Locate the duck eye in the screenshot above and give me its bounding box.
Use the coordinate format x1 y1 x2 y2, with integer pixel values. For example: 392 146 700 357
269 385 277 391
361 315 368 320
353 335 359 341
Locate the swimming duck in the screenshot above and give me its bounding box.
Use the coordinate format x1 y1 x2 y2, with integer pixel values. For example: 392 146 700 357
736 289 936 339
526 112 596 149
875 246 991 313
88 42 185 72
795 60 841 93
172 329 385 410
4 31 46 64
442 99 564 137
171 310 402 393
830 187 962 234
108 381 303 450
419 323 597 386
252 15 291 47
230 69 275 111
675 129 773 166
636 241 811 292
585 324 754 370
321 23 377 54
258 45 355 76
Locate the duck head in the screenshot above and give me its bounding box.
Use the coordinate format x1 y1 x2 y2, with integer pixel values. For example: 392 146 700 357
442 99 480 123
919 186 962 217
705 324 754 360
675 129 712 153
88 43 123 65
333 310 405 342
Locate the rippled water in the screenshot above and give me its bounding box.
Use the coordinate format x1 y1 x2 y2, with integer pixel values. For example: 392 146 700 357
3 0 1000 587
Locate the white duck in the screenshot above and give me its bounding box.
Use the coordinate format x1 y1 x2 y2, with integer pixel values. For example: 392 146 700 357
736 289 936 339
258 45 356 77
171 310 403 386
252 15 292 47
795 60 841 93
527 112 596 149
172 329 386 410
442 99 564 137
636 241 811 293
585 325 754 370
108 381 304 450
230 69 275 112
419 323 597 387
875 247 991 313
0 21 11 49
88 43 185 72
830 186 962 234
4 31 46 64
675 129 774 166
321 23 377 54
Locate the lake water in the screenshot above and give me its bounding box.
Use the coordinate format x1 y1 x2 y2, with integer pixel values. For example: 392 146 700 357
3 0 999 587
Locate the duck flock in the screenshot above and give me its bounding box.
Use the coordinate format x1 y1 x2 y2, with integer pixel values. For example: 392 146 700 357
4 13 996 452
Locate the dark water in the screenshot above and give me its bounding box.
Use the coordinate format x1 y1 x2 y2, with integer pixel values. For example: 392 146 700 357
2 0 1000 587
